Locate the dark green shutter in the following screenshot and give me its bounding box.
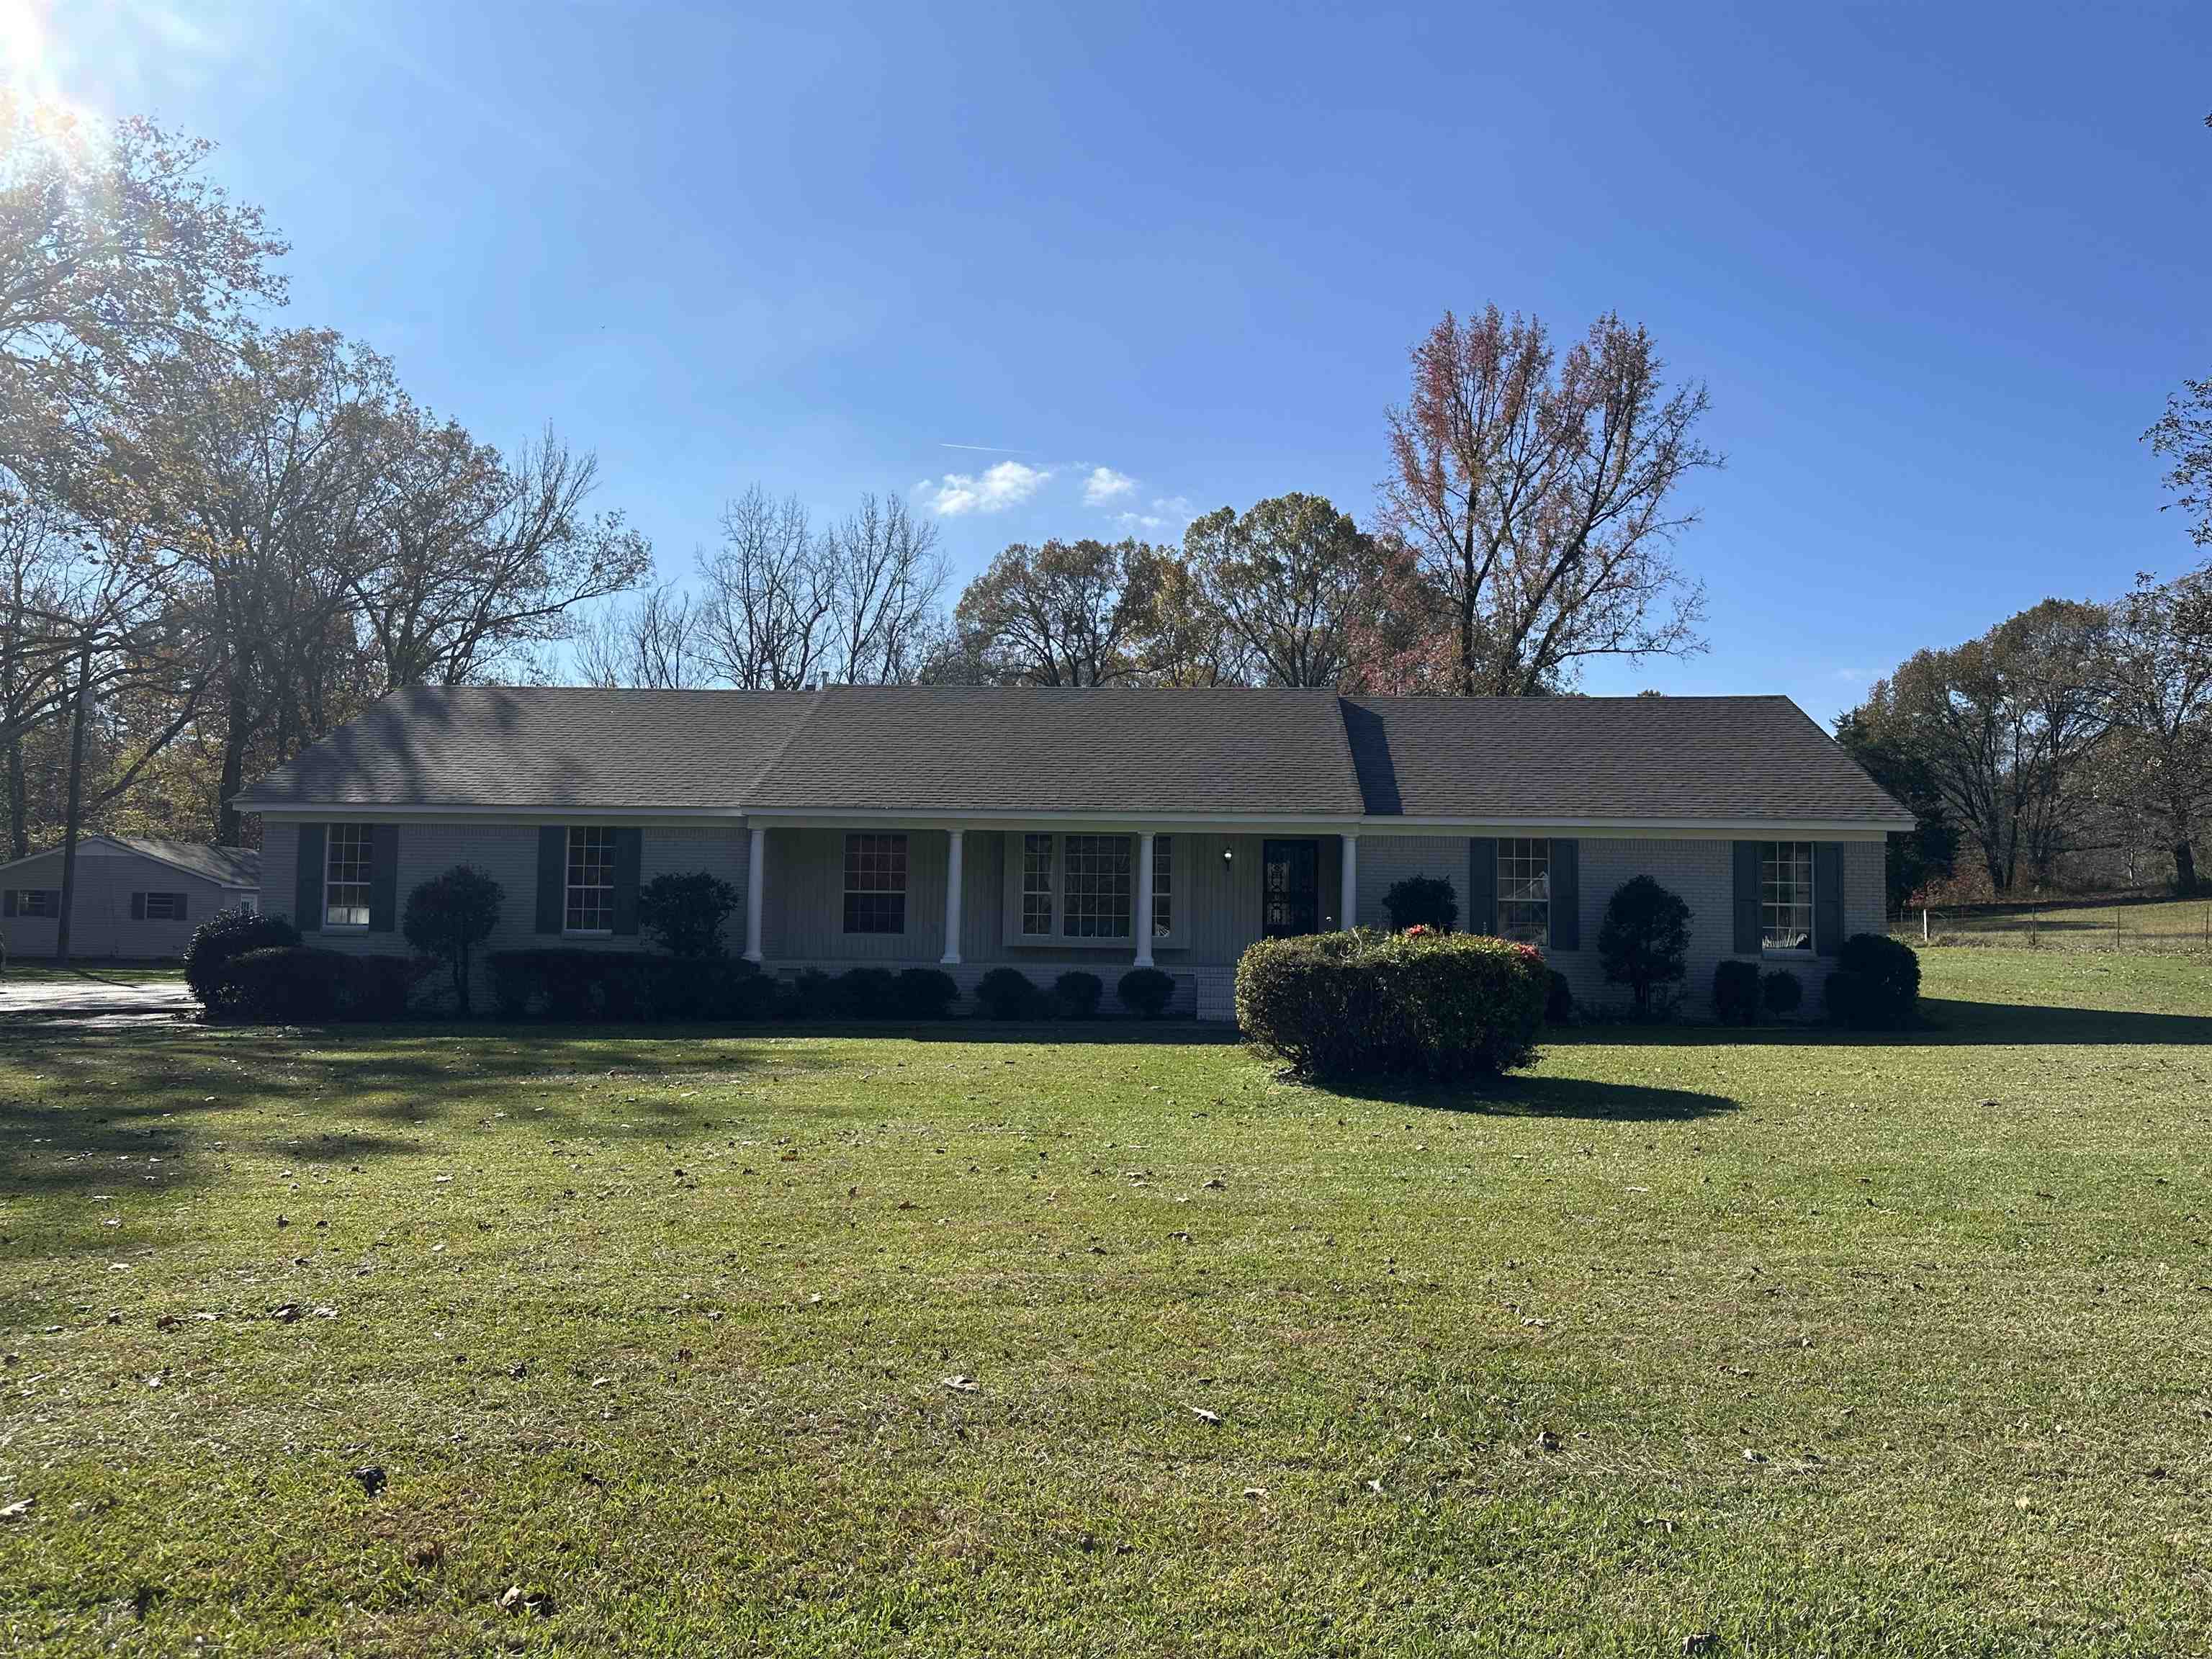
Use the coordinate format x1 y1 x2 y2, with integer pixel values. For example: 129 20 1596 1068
611 827 642 936
1549 839 1579 950
131 891 146 920
176 894 188 921
297 824 325 932
1815 842 1844 956
1466 837 1496 935
1731 840 1761 955
4 890 16 918
536 827 565 934
369 824 400 932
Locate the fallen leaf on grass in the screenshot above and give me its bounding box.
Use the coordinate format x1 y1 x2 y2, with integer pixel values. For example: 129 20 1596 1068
352 1465 387 1498
1188 1406 1220 1425
1 1498 32 1520
942 1375 980 1393
270 1304 301 1323
497 1585 553 1617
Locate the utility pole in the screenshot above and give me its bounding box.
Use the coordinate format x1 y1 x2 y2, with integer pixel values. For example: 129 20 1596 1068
53 637 91 968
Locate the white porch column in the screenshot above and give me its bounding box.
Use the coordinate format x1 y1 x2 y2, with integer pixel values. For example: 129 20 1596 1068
744 824 765 963
1340 832 1359 931
1134 830 1156 967
940 827 964 965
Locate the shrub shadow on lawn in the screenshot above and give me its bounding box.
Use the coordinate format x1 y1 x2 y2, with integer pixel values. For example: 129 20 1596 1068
1321 1071 1738 1122
1541 999 2212 1048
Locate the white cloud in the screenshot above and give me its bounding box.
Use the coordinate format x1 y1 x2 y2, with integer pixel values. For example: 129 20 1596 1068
1151 494 1192 516
922 460 1051 516
1082 467 1136 505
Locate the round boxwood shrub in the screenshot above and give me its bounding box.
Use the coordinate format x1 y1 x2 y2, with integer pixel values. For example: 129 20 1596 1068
1712 958 1762 1025
833 966 899 1020
1235 929 1547 1083
637 871 741 958
1381 874 1458 933
185 908 300 1016
1761 968 1804 1020
1828 932 1920 1029
976 966 1040 1020
1544 968 1573 1025
894 967 958 1020
1052 970 1103 1020
1118 966 1174 1019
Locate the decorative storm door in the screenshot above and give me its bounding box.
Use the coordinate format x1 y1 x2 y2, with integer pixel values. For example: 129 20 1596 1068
1262 839 1321 938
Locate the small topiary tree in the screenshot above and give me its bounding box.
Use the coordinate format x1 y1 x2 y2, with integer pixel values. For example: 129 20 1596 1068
1598 876 1691 1018
1712 959 1762 1025
1761 968 1803 1020
403 866 504 1015
184 908 300 1016
637 872 740 958
1052 970 1103 1019
1382 874 1458 933
1118 966 1174 1019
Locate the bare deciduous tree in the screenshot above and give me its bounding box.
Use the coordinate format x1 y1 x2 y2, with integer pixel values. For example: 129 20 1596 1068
694 486 831 688
819 493 945 684
574 582 700 689
1381 306 1717 695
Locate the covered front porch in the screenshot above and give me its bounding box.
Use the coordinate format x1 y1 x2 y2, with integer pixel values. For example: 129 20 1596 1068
734 822 1364 1017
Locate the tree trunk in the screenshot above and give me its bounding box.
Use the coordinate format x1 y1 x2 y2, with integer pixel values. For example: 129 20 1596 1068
215 680 253 845
2174 841 2200 899
5 724 24 860
54 640 91 967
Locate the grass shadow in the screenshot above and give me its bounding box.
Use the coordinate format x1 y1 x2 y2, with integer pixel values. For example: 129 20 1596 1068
1316 1069 1739 1121
1541 997 2212 1048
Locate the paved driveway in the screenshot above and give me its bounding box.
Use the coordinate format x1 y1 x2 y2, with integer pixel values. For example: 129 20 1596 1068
0 974 194 1030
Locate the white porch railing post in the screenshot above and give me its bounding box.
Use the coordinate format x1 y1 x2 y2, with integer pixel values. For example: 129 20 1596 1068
745 824 765 963
1134 831 1156 967
1340 832 1359 930
941 827 964 965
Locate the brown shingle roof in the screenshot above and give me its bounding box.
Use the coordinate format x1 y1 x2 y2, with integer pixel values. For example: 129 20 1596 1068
236 684 1911 827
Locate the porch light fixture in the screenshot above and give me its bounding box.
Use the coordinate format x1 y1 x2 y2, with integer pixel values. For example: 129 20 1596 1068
1220 847 1233 864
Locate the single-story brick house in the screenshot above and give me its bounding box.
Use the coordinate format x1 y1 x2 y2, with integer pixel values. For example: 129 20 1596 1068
234 685 1910 1019
0 834 261 961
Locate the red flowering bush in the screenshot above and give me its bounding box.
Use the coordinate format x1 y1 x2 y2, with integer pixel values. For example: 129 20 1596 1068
1233 928 1547 1082
1403 923 1433 938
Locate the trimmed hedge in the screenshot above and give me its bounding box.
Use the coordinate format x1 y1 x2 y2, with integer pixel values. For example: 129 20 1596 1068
217 946 428 1023
184 909 300 1015
1545 969 1573 1025
1827 932 1921 1030
1380 874 1459 933
485 950 774 1022
1052 970 1103 1020
894 968 959 1020
1713 959 1762 1025
1235 929 1547 1083
1118 966 1174 1019
976 966 1040 1020
1761 968 1804 1019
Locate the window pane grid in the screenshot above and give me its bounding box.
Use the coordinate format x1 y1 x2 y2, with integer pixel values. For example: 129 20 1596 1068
1062 834 1131 938
325 824 373 927
1020 833 1054 936
1151 835 1172 939
142 892 185 921
843 832 907 935
567 826 616 933
1496 836 1550 945
1761 841 1815 951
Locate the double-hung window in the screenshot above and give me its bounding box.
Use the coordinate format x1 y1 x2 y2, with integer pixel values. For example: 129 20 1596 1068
139 892 187 922
566 826 617 935
1496 837 1550 945
7 889 57 918
1020 834 1054 937
1761 841 1815 953
325 824 374 928
1061 835 1132 938
1151 835 1173 939
843 832 907 934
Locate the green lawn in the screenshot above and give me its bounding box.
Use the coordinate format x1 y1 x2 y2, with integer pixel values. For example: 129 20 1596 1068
2 951 2208 1656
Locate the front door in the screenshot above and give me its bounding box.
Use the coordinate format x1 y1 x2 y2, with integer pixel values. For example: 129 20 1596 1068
1262 839 1321 938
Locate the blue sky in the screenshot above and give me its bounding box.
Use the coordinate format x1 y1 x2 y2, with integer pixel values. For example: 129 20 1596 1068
14 1 2208 719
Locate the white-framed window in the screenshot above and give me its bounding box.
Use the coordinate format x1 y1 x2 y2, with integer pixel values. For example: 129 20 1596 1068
139 892 186 922
8 889 57 918
1761 841 1815 953
1062 834 1132 938
1020 833 1054 937
1152 835 1173 939
1497 837 1550 945
566 826 617 935
325 824 374 928
842 832 907 935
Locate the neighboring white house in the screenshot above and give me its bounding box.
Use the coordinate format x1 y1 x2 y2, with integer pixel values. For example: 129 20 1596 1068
0 835 261 961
